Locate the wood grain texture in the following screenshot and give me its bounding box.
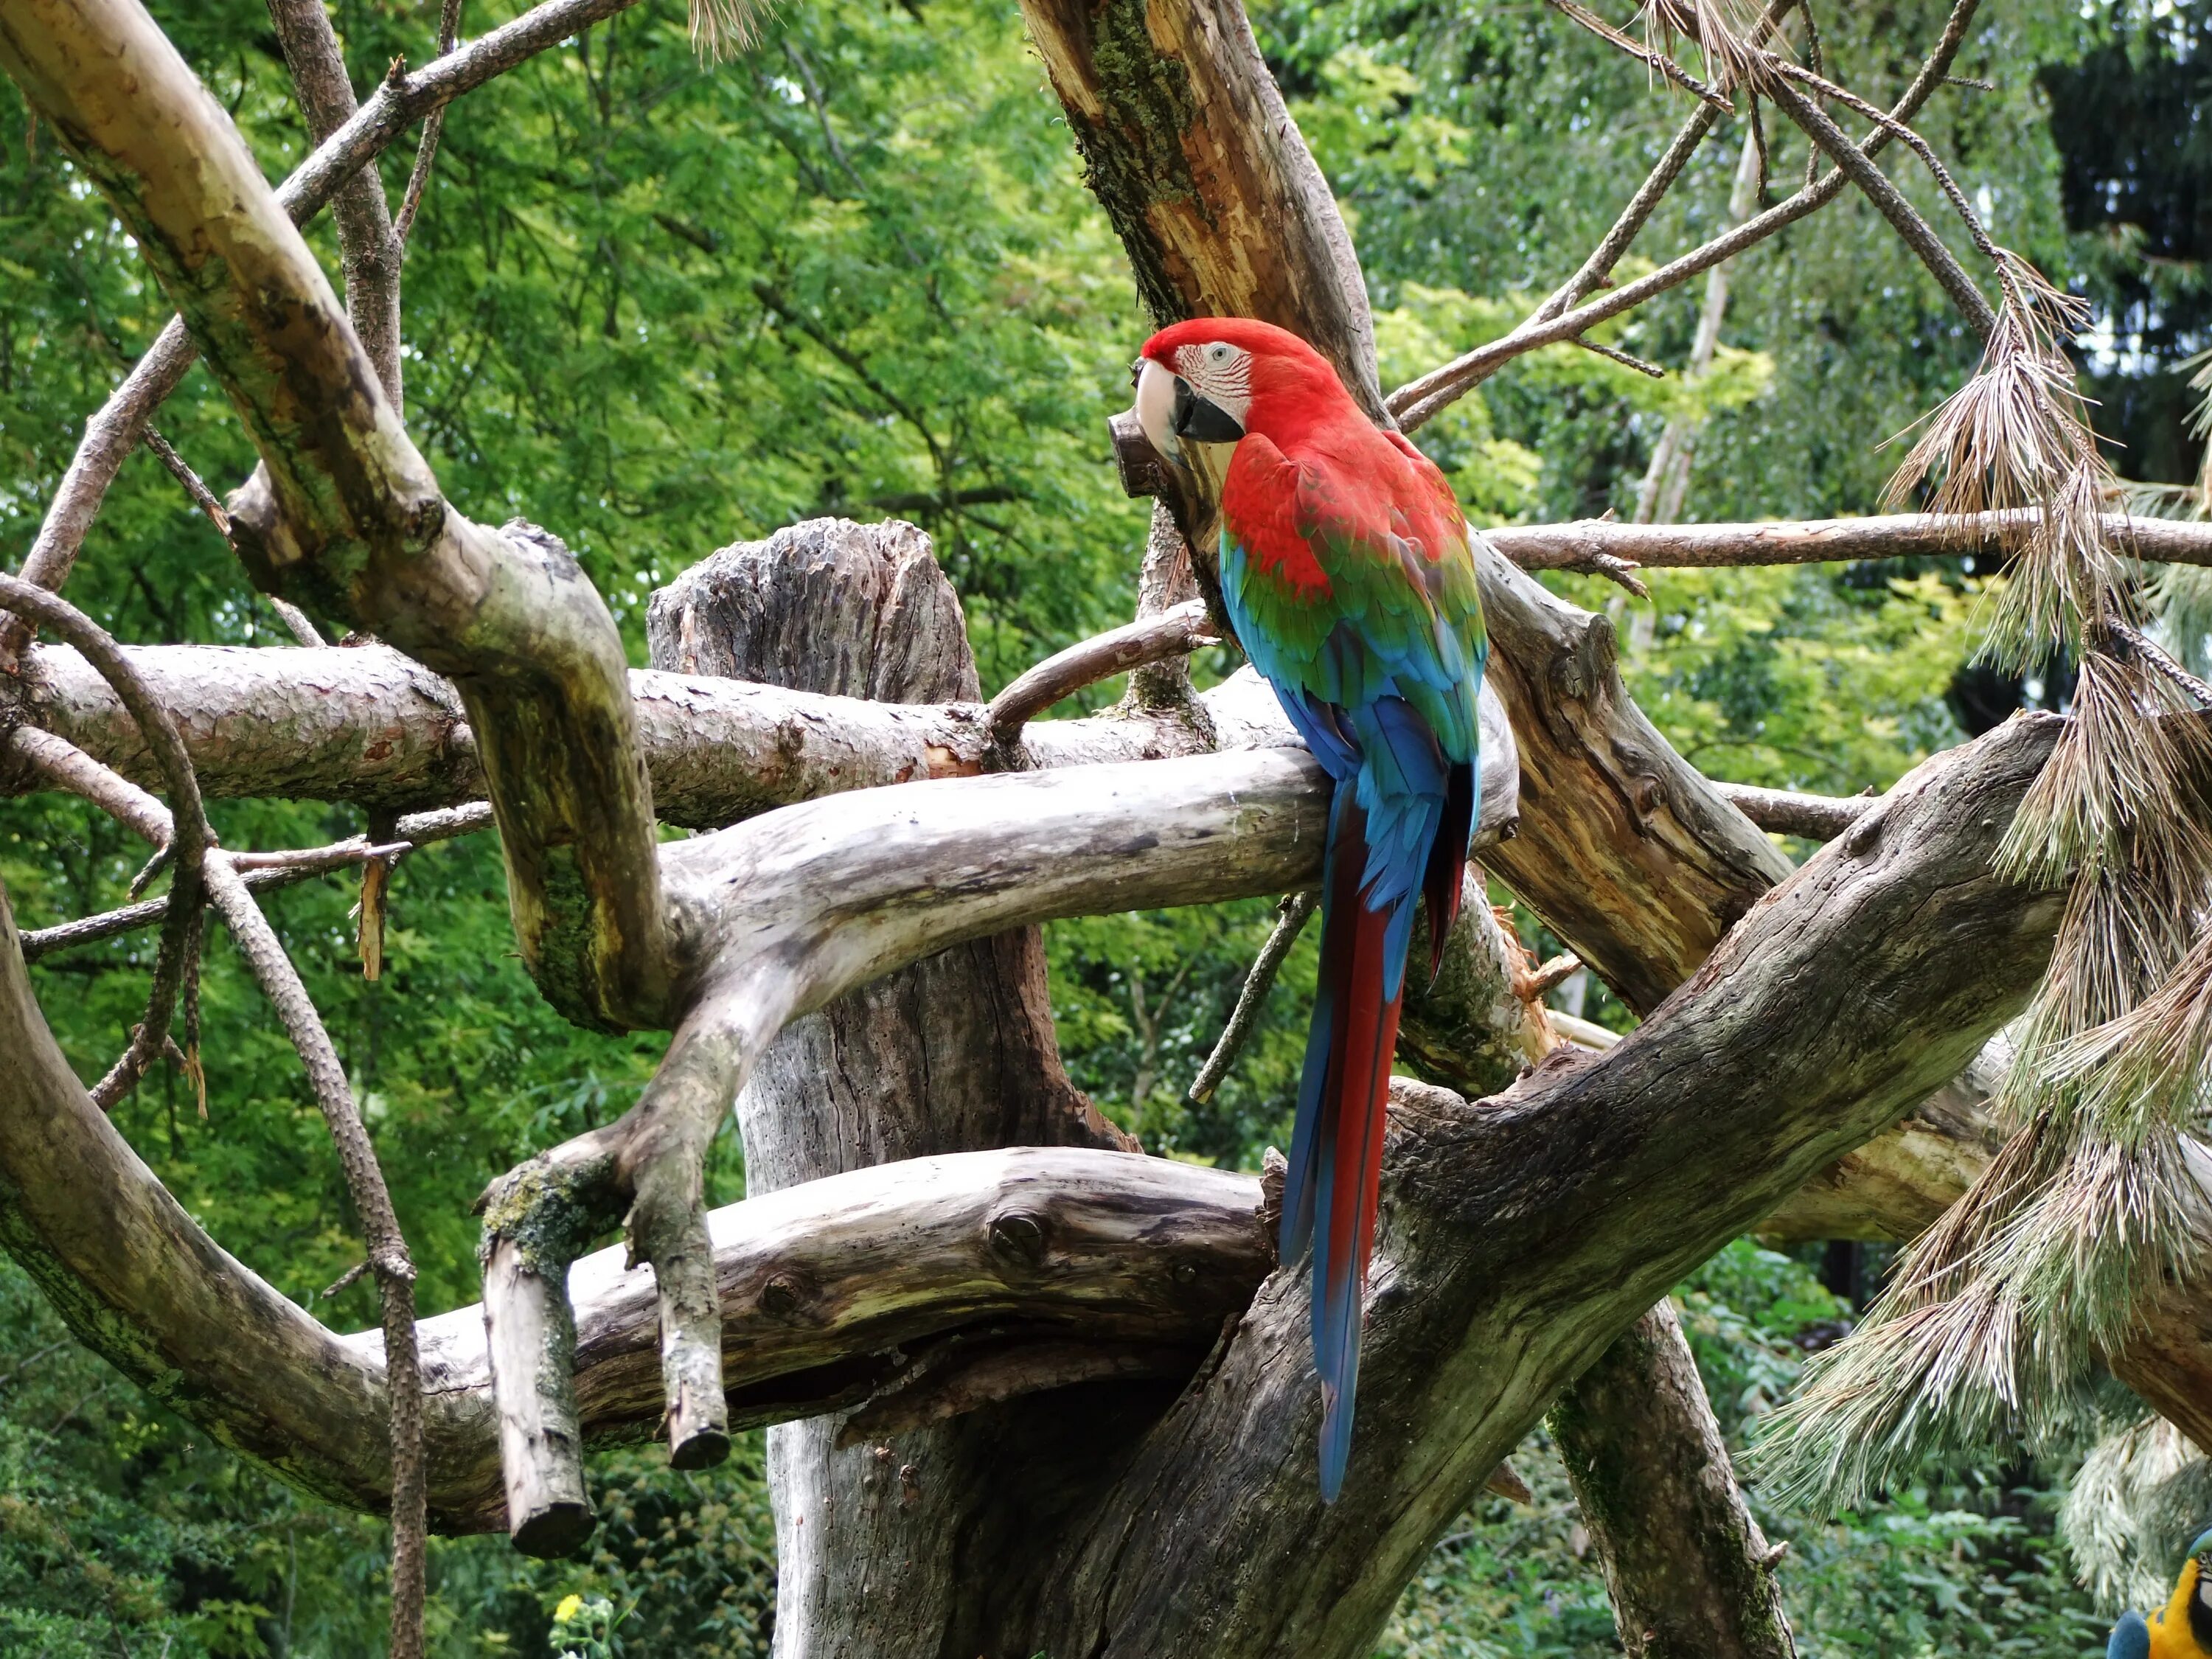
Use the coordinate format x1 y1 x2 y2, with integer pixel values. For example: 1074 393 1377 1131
647 519 1141 1659
1551 1302 1796 1658
1015 715 2065 1659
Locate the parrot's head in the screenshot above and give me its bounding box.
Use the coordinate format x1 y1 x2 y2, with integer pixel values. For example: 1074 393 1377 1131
2185 1526 2212 1649
1131 318 1354 463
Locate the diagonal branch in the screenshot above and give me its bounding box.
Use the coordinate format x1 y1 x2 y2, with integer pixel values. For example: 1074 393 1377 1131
264 0 405 403
0 0 651 666
393 0 465 245
1388 0 1983 428
1761 74 1994 338
0 0 672 1032
0 575 208 1110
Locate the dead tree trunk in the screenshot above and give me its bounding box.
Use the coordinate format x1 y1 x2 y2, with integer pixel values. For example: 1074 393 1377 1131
647 518 1151 1657
1551 1301 1797 1658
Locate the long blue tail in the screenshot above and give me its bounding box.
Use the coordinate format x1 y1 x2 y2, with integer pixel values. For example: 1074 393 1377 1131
1278 697 1472 1500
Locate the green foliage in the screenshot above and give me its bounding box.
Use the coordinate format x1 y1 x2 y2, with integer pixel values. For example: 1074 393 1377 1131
0 0 2188 1648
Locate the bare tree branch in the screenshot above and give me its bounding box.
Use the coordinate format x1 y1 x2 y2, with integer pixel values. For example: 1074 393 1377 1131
1714 781 1872 839
1486 508 2212 572
263 0 406 403
0 0 647 664
1551 1301 1797 1658
1388 0 1983 428
986 599 1220 748
19 807 488 962
198 853 427 1657
0 576 208 1110
0 0 672 1031
1186 891 1315 1105
392 0 465 245
1761 75 1994 338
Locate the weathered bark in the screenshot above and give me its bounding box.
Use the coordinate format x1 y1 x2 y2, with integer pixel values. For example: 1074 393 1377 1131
1015 0 1380 415
0 0 646 668
0 0 671 1031
1474 548 1794 1013
649 520 1146 1656
4 639 1276 818
262 0 403 405
1009 714 2065 1659
1551 1302 1796 1658
0 881 1272 1530
1757 1043 2011 1245
1488 509 2212 574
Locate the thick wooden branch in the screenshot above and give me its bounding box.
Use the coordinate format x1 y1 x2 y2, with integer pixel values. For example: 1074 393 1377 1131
0 0 646 666
1473 546 1792 1012
985 599 1220 747
1551 1301 1795 1658
0 886 1270 1530
0 0 670 1032
1015 0 1383 417
1019 713 2067 1659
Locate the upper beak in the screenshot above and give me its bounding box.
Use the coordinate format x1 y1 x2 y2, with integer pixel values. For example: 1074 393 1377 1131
1172 375 1246 443
1133 357 1244 463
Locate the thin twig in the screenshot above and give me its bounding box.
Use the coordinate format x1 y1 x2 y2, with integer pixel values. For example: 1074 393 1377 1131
0 578 207 1111
19 809 491 963
1528 0 1795 328
141 429 324 644
1569 335 1668 378
1187 893 1317 1106
2107 619 2212 710
986 600 1221 747
141 427 231 538
201 854 425 1658
1768 59 2001 265
1761 77 1995 338
394 0 465 244
264 595 330 648
1392 0 1983 428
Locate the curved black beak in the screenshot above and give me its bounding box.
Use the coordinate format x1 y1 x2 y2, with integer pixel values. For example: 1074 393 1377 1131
1172 375 1245 443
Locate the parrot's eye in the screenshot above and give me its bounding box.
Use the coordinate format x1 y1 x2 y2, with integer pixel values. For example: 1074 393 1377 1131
1205 343 1234 364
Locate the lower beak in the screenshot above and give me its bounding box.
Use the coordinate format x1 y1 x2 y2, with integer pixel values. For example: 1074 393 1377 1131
1171 376 1245 443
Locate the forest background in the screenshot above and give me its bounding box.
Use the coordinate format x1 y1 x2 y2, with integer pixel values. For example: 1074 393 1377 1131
0 0 2203 1651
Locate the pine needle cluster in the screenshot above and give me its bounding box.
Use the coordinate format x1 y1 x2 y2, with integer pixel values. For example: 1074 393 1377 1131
1757 253 2212 1514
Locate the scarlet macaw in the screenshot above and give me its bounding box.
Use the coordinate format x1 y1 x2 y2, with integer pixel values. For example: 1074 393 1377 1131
2109 1528 2212 1658
1133 318 1487 1499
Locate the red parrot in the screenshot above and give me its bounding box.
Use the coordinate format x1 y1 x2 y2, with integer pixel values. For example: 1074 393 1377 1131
1133 318 1488 1498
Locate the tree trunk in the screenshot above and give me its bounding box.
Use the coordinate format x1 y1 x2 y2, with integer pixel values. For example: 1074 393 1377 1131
1551 1301 1797 1658
647 517 1146 1658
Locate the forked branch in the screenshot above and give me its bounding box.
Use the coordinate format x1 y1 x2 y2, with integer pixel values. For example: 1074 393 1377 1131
0 0 672 1032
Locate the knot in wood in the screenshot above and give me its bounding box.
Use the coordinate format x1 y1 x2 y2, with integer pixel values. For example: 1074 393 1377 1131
1630 773 1663 818
987 1209 1049 1269
1843 810 1883 859
757 1272 808 1318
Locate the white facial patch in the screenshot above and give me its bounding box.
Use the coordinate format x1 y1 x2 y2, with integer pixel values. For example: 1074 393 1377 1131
1175 341 1253 430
